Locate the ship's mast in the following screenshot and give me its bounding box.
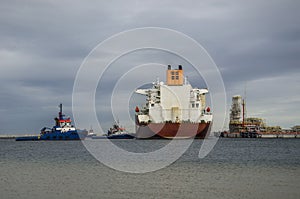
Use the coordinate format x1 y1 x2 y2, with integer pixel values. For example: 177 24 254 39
59 103 63 120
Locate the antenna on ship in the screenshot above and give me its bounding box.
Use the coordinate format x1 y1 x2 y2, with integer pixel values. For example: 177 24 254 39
59 103 63 119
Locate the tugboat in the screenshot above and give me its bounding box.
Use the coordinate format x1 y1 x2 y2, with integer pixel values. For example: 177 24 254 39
91 122 135 139
16 104 86 141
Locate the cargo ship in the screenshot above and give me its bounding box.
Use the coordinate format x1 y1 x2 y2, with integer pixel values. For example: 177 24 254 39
135 65 213 139
16 104 87 141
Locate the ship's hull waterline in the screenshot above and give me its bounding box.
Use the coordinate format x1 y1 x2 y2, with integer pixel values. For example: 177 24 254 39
136 122 211 139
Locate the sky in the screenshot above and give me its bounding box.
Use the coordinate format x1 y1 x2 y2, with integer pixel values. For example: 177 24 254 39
0 0 299 134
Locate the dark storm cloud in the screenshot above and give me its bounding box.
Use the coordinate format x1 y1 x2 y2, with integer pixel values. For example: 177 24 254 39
120 0 300 84
0 0 299 133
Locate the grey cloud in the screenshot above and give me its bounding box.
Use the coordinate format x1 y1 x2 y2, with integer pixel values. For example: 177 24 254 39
0 0 299 133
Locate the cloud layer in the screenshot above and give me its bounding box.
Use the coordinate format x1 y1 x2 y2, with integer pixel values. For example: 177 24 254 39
0 0 299 134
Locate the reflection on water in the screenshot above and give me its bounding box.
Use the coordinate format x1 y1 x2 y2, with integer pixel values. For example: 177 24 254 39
0 139 299 199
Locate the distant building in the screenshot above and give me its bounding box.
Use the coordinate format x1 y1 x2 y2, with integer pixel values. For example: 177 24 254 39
291 125 300 132
266 126 282 132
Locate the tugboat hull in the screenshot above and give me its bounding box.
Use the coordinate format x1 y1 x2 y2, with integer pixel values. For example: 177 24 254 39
16 136 40 141
16 131 84 141
91 134 135 139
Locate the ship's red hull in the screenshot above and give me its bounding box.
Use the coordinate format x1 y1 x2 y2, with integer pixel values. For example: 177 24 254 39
135 122 211 139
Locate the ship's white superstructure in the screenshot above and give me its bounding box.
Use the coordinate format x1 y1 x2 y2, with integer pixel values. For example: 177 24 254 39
136 82 212 124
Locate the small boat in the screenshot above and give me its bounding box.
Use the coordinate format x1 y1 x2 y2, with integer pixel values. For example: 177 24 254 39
86 126 97 137
16 104 87 141
91 122 135 139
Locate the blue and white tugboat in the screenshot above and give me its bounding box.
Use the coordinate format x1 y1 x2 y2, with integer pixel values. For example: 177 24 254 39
16 104 86 141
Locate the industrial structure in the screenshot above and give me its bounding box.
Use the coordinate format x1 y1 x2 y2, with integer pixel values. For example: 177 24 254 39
225 95 299 138
229 95 266 134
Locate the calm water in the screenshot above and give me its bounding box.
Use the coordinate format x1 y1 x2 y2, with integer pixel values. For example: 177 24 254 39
0 138 299 199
